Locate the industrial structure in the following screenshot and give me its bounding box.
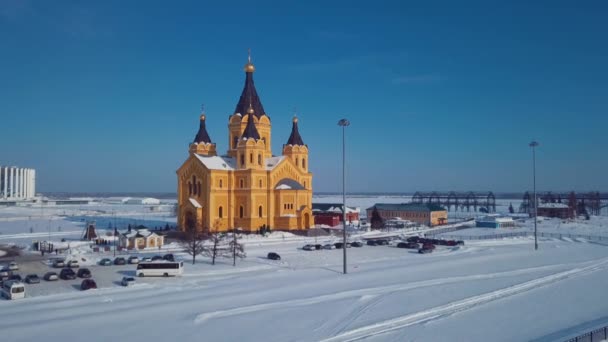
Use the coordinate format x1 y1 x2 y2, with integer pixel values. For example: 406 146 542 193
411 191 496 213
519 191 605 217
176 53 314 232
0 166 36 200
366 203 448 227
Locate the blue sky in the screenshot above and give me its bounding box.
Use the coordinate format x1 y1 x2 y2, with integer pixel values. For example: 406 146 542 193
1 0 607 193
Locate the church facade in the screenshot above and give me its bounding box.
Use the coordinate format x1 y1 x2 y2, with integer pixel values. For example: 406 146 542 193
176 56 314 233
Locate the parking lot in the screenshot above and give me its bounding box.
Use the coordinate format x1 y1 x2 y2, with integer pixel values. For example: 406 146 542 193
0 252 179 298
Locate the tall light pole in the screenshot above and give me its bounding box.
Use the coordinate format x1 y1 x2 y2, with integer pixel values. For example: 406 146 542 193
529 140 539 250
338 118 350 274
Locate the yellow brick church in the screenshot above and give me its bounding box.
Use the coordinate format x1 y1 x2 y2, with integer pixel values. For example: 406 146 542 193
177 55 314 233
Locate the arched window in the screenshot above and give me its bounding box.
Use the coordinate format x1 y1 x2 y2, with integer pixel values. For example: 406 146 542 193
219 179 223 188
197 182 201 196
188 182 192 195
240 179 244 188
218 206 223 218
296 158 299 166
240 154 245 167
302 158 306 168
258 205 263 218
258 154 262 165
239 206 244 218
233 136 238 149
259 179 262 188
192 176 197 195
250 153 253 163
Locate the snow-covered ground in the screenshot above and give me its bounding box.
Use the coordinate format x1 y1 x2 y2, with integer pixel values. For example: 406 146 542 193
2 196 608 341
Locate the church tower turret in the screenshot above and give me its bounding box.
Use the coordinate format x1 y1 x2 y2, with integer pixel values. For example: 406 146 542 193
236 105 266 170
228 50 271 159
189 108 217 156
283 115 309 173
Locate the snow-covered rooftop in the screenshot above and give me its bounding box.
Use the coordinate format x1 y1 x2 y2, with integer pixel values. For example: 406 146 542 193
539 203 570 209
194 154 235 170
265 156 284 170
189 198 202 208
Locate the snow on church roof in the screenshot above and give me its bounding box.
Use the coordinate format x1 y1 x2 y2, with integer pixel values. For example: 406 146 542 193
189 198 202 208
194 154 235 170
265 156 284 170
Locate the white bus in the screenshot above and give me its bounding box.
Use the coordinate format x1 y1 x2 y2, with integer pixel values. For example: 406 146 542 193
1 280 26 300
136 261 184 277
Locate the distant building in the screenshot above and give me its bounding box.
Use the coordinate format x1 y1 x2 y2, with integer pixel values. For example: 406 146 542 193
312 203 360 227
0 166 36 200
476 215 516 228
537 203 575 219
119 229 164 250
366 203 448 227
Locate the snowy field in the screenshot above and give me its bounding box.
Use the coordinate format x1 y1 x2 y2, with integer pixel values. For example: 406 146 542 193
2 196 608 341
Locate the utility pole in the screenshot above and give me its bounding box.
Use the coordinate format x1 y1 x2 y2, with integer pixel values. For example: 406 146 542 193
530 140 539 250
338 118 350 274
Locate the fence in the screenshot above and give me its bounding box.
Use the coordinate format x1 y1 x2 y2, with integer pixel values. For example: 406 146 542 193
425 231 608 242
565 325 608 342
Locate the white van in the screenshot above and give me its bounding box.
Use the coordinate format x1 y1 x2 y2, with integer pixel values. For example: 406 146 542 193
1 280 26 300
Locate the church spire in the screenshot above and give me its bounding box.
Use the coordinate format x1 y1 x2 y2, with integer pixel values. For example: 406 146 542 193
234 49 267 119
241 104 261 140
286 115 305 146
193 105 212 144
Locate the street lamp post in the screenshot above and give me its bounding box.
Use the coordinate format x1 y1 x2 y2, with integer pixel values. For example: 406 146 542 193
529 140 539 251
338 118 350 274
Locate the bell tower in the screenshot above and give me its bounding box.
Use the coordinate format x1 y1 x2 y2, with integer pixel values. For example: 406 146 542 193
282 115 309 173
189 107 217 156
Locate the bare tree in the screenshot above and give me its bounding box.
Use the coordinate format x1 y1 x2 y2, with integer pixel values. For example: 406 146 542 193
230 228 246 266
180 225 206 265
202 219 229 265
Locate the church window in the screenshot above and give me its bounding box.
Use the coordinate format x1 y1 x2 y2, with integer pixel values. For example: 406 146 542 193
240 179 244 188
218 206 223 218
258 154 262 165
250 153 253 163
233 136 238 149
302 158 306 168
219 179 223 188
239 206 244 218
296 158 299 166
197 182 201 196
259 179 262 188
192 176 197 195
240 154 245 167
259 206 263 218
188 182 192 195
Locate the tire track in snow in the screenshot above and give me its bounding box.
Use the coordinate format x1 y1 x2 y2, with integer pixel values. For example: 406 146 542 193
319 257 608 342
192 262 584 325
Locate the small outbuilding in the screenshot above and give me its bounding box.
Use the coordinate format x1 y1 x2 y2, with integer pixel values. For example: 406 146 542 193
119 229 164 250
476 215 516 228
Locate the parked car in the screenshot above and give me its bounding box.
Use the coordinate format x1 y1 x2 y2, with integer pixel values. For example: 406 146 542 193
456 240 465 246
302 245 316 251
77 268 92 279
267 252 281 260
445 240 457 246
351 241 363 248
141 257 152 262
8 274 22 282
405 242 420 249
67 260 80 268
366 240 377 246
44 272 59 281
24 274 40 284
114 257 126 265
345 243 352 248
0 268 11 279
128 256 140 264
99 258 112 266
422 243 436 250
396 242 408 248
151 255 163 261
52 259 65 268
418 247 433 254
60 268 76 280
163 254 175 262
80 279 97 290
334 242 344 249
8 262 19 271
314 244 323 250
406 236 420 243
121 276 136 287
377 240 390 246
323 244 335 250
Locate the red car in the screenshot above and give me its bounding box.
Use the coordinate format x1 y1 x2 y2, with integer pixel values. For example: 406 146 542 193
81 279 97 290
422 243 436 250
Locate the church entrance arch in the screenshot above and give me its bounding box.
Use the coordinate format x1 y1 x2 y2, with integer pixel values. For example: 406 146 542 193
185 211 196 231
304 213 311 229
